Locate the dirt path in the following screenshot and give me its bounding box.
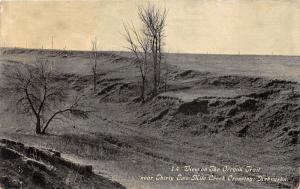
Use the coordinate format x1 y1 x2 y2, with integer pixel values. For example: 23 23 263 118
2 99 293 189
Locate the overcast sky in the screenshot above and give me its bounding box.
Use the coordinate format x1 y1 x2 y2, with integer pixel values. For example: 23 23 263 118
1 0 300 55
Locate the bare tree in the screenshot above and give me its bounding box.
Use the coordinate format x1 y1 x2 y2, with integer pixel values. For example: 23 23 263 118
123 3 167 98
138 4 167 95
2 59 89 134
123 23 151 101
90 37 99 93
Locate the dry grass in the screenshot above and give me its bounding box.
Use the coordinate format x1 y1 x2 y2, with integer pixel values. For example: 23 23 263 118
0 48 299 189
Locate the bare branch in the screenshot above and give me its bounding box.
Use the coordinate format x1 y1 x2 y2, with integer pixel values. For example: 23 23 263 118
2 58 90 134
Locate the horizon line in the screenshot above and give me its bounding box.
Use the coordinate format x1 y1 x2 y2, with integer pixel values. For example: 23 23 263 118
1 46 300 57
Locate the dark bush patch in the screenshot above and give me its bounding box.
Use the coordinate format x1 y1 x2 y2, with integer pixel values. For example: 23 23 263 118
177 100 209 115
32 171 47 186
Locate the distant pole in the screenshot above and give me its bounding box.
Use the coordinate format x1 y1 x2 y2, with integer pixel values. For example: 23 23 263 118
51 36 54 49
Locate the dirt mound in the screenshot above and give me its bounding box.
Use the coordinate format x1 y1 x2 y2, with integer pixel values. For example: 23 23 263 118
149 109 169 122
0 138 126 189
197 75 264 88
264 79 296 89
174 70 208 79
246 89 280 99
171 92 298 143
177 100 209 115
195 74 296 91
97 82 140 102
137 73 300 148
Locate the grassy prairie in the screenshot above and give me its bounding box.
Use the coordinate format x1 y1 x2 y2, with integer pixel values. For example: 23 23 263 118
0 48 299 189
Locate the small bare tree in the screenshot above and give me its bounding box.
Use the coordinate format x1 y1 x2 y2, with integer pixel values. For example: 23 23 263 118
123 23 151 101
2 59 89 134
90 37 98 93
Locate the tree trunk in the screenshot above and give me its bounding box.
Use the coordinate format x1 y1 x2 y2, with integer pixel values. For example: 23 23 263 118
158 35 162 88
153 38 158 96
164 60 168 92
93 71 97 92
141 76 145 102
35 116 42 134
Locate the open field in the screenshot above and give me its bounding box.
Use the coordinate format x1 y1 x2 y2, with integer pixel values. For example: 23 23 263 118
0 48 299 189
167 53 300 82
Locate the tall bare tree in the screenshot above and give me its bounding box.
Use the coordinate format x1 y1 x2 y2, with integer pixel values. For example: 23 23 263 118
2 59 89 134
124 3 167 98
138 4 167 95
123 23 151 101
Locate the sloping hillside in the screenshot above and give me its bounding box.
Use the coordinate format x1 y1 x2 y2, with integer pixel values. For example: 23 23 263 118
0 139 126 189
0 48 299 189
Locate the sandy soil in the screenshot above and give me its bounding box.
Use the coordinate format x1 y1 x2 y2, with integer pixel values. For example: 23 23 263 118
0 48 299 189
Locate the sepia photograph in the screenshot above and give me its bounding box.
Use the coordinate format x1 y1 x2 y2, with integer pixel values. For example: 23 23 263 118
0 0 299 188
